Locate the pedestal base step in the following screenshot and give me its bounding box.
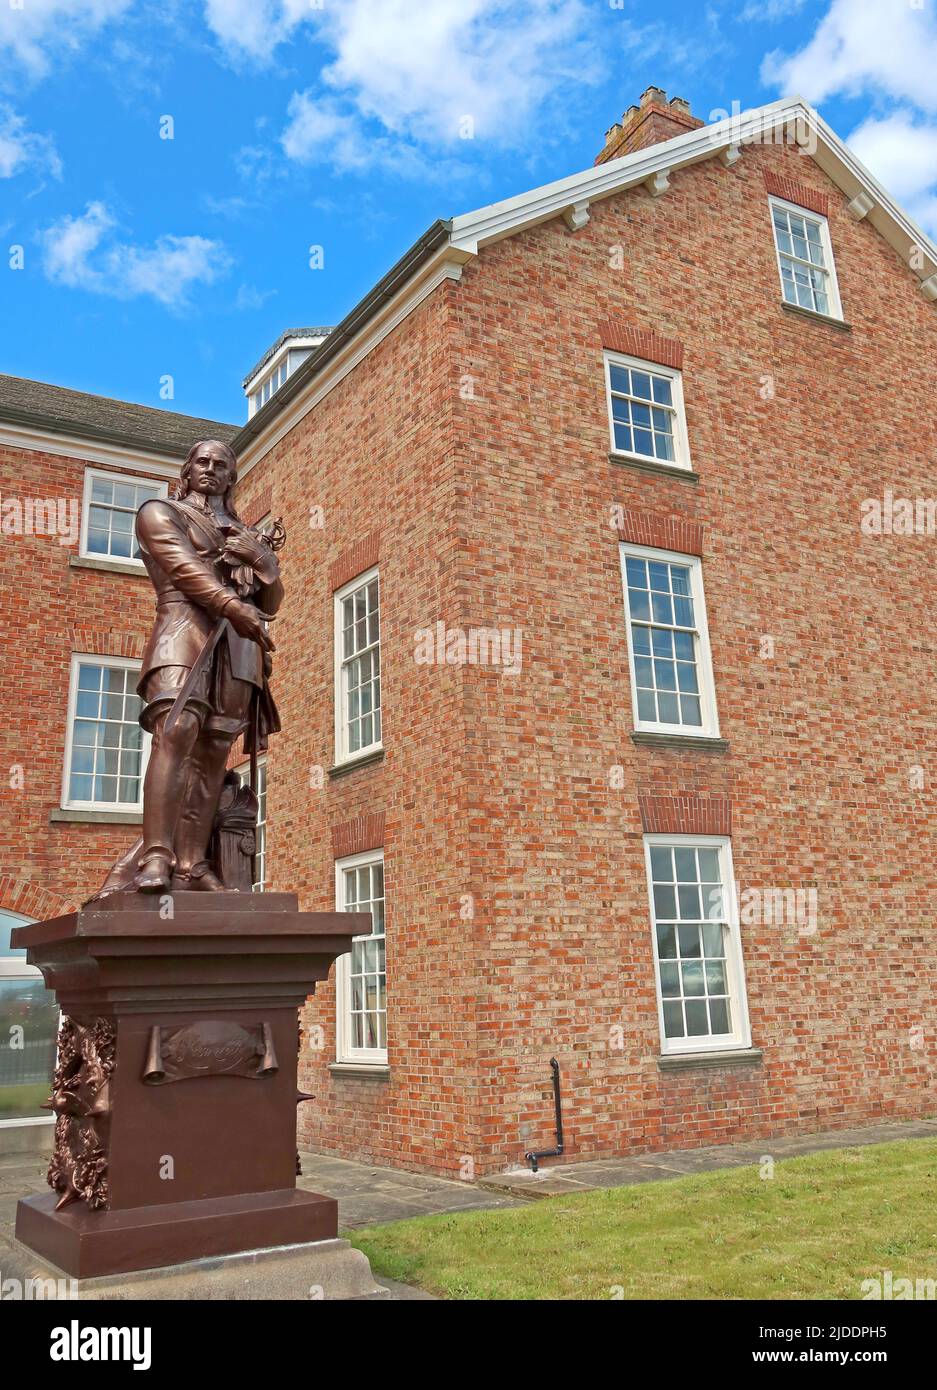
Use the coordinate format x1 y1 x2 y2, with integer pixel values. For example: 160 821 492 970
2 1232 389 1300
16 1188 338 1280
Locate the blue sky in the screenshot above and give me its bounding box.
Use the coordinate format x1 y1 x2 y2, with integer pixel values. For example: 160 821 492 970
2 0 936 425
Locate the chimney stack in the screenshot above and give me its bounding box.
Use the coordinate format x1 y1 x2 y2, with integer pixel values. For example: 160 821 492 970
595 87 704 165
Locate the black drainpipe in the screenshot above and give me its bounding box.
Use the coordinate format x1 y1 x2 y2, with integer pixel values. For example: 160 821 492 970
524 1057 564 1173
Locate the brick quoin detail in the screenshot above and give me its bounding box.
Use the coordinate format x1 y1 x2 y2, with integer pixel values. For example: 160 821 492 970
616 508 703 556
66 628 144 659
638 795 731 836
763 170 829 218
330 530 380 591
239 488 273 527
599 321 684 370
0 876 70 921
331 813 385 859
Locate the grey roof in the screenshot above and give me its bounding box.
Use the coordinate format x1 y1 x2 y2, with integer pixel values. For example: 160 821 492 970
0 373 238 458
242 327 334 389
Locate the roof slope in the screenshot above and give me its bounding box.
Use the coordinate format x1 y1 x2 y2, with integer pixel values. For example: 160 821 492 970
0 373 238 458
230 97 937 468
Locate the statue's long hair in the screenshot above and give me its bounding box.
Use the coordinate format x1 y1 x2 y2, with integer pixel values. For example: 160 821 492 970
174 439 242 521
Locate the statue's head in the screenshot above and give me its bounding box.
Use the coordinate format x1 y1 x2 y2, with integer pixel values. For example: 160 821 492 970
176 439 239 513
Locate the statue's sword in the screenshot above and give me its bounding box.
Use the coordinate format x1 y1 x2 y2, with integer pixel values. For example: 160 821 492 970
162 617 228 736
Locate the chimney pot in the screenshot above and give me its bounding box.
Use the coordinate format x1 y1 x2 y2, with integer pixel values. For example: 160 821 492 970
594 88 703 165
640 85 667 108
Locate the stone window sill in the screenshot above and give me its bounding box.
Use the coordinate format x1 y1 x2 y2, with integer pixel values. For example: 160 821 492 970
779 302 852 332
631 732 729 752
608 453 700 483
658 1047 763 1071
69 554 149 578
328 748 385 778
328 1062 391 1080
50 807 143 825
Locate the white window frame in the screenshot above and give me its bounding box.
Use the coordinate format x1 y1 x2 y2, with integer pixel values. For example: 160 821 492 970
235 756 267 891
768 196 843 321
0 909 58 1130
618 542 720 738
61 653 150 812
0 909 37 980
643 834 751 1056
604 351 692 473
79 467 168 568
333 565 382 767
334 848 387 1066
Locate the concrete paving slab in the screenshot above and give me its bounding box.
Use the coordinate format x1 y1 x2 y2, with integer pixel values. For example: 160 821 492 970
476 1117 937 1201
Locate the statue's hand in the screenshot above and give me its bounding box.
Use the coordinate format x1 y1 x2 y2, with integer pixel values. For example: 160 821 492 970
225 599 275 653
222 531 268 567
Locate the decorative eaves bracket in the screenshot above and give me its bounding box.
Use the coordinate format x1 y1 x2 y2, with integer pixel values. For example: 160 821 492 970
562 201 591 232
847 191 875 221
645 170 671 198
719 145 742 168
920 273 937 302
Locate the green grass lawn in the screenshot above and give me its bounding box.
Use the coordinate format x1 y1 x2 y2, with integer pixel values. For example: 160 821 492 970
0 1082 50 1119
350 1139 937 1300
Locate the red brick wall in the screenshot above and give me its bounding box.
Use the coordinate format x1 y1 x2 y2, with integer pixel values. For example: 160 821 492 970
0 444 161 911
233 287 484 1175
443 133 936 1170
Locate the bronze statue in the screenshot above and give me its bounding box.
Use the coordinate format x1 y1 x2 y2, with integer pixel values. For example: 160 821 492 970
95 439 283 898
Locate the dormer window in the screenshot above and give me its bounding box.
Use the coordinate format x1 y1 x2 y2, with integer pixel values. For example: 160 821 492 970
244 330 331 418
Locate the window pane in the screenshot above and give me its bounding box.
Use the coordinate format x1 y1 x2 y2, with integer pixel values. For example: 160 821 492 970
0 978 59 1120
650 846 673 881
625 553 709 730
67 662 143 807
649 844 739 1047
339 576 380 757
340 853 386 1057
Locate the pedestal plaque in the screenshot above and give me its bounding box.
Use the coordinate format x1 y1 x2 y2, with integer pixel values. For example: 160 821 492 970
11 892 366 1279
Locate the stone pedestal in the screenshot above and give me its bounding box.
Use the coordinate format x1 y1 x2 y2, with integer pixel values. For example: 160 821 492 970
10 892 367 1280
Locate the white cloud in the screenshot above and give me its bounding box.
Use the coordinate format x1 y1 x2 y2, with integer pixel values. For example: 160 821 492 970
316 0 597 146
740 0 807 21
762 0 937 236
0 0 132 78
763 0 937 113
280 92 436 178
848 110 937 203
208 0 601 172
848 109 937 234
0 104 61 179
234 282 277 310
202 0 310 65
39 201 232 308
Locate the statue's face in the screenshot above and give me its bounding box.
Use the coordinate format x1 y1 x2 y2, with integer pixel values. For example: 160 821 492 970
186 444 235 497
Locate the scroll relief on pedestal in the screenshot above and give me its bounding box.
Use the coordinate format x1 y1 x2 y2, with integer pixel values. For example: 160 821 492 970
91 437 286 900
45 1016 116 1211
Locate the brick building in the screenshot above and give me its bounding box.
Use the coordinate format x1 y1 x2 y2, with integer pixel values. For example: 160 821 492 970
1 91 934 1174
